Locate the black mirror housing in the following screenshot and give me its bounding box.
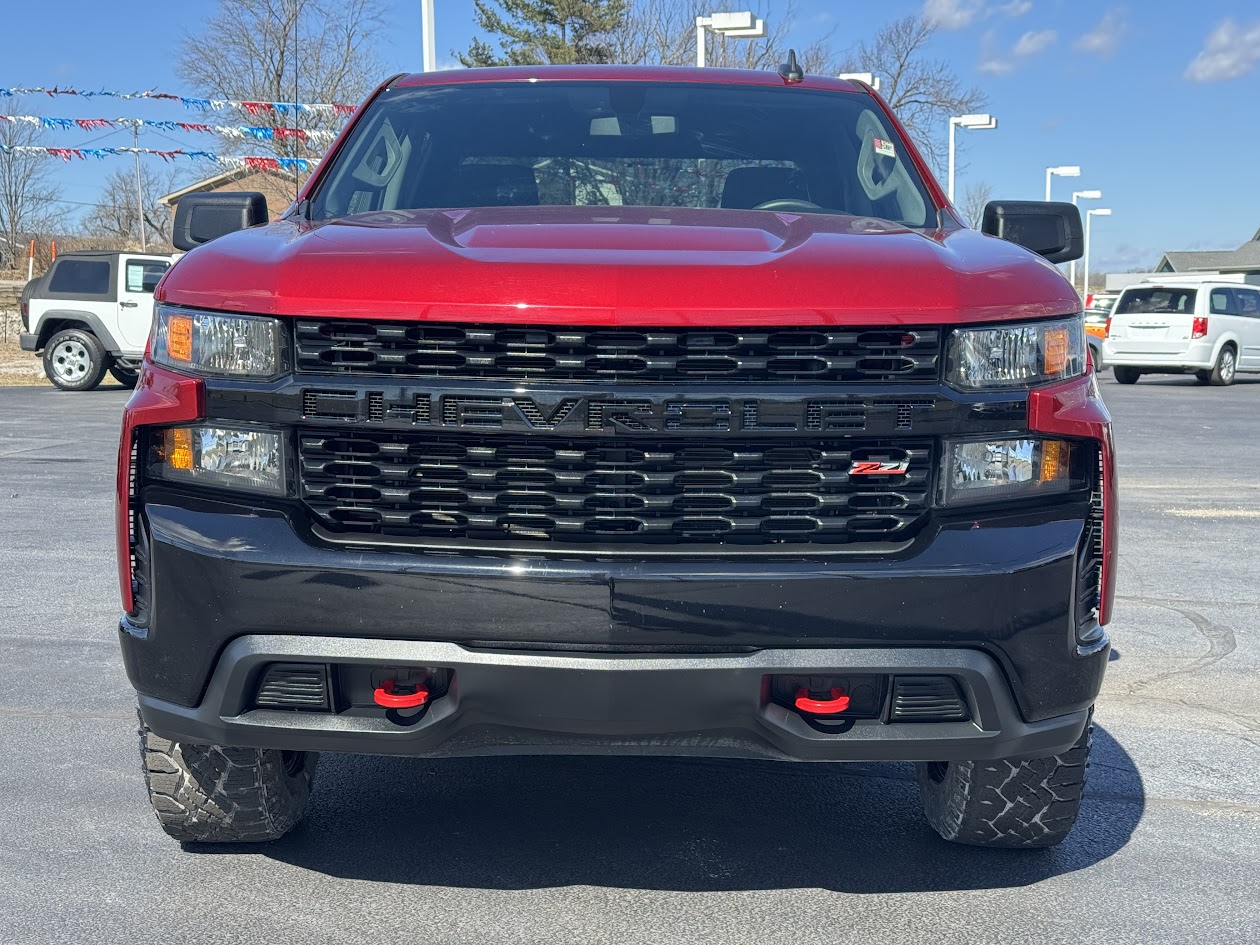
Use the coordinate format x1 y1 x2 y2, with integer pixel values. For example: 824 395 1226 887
980 200 1084 264
173 192 268 251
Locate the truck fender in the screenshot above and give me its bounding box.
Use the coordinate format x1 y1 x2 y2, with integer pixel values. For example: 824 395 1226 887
30 308 127 356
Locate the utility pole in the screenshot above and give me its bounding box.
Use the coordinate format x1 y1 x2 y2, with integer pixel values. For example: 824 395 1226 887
132 125 147 252
422 0 436 72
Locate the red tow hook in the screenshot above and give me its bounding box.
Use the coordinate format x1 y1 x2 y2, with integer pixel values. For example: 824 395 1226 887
373 679 430 709
794 688 851 715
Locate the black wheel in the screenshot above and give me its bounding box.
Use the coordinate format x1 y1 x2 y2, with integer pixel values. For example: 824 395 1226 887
916 711 1092 848
1209 345 1237 386
139 717 317 843
42 328 108 391
1195 370 1211 384
108 364 139 389
1088 344 1103 372
1113 366 1141 385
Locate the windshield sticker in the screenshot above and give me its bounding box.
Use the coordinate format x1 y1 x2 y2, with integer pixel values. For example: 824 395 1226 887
873 137 896 159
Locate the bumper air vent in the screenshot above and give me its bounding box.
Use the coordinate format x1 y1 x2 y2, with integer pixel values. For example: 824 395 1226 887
889 676 969 722
255 664 331 711
1076 447 1106 645
295 321 943 385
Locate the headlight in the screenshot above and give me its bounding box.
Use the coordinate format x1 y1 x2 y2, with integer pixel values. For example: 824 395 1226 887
150 425 284 495
152 305 282 377
939 437 1085 506
946 317 1084 389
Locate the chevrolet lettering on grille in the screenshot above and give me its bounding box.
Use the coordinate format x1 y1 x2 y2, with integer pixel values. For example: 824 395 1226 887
300 390 938 436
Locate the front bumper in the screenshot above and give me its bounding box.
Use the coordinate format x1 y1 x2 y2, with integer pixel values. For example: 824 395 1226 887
136 636 1091 763
121 492 1108 763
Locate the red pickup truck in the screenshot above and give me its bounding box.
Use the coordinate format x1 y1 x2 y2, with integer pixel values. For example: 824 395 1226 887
118 63 1115 849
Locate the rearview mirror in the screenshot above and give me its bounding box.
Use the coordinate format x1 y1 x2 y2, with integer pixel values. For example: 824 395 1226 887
173 192 268 251
981 201 1083 264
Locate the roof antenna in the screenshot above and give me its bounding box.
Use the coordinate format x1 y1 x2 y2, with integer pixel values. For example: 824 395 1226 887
779 49 805 85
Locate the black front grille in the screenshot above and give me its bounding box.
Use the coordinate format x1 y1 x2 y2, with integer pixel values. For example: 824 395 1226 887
299 429 933 550
295 320 942 384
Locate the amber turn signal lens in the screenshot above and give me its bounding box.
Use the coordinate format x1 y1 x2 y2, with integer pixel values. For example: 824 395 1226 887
1038 439 1067 483
167 314 193 363
1042 326 1071 376
166 427 194 471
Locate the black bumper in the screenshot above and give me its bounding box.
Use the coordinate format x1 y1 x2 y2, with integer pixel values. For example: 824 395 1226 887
136 636 1091 762
19 332 38 352
121 494 1107 761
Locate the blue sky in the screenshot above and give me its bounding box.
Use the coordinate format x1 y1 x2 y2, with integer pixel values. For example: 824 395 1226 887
5 0 1260 271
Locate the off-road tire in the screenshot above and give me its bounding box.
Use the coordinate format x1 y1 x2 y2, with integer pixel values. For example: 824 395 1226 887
108 364 139 389
139 720 317 843
1112 366 1141 385
916 711 1092 848
1209 345 1237 386
43 327 108 391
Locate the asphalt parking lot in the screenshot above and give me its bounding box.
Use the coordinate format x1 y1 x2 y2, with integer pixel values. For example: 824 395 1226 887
2 375 1258 945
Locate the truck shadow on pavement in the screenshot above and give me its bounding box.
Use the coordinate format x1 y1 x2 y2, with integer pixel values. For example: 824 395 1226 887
203 726 1143 893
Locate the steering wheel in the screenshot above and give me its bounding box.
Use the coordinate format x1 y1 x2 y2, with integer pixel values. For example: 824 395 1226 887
752 198 825 213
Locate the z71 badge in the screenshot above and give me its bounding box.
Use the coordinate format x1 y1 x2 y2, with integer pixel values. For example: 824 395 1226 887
848 459 910 476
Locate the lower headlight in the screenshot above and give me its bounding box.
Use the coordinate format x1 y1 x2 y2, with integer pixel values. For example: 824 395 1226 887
150 426 284 495
939 438 1083 506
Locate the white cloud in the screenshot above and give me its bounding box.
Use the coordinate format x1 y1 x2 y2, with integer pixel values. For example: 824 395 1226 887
1076 9 1128 56
978 57 1015 75
923 0 985 30
1001 1 1033 17
1014 29 1057 56
1185 18 1260 82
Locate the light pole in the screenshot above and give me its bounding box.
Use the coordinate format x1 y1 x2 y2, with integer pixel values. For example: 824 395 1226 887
1083 208 1112 302
1045 165 1081 201
421 0 436 72
695 12 767 68
947 113 997 203
1069 189 1101 294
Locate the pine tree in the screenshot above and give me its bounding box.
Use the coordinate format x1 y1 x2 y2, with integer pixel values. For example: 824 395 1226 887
459 0 629 67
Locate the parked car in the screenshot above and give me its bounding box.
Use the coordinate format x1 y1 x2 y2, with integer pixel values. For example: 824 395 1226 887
117 64 1115 849
20 250 174 390
1083 294 1117 371
1103 280 1260 385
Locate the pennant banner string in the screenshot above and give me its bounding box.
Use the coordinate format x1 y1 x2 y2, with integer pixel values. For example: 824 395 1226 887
0 114 338 143
0 86 356 115
0 144 317 172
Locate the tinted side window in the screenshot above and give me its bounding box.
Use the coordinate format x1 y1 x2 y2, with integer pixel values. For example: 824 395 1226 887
1209 288 1237 315
125 260 169 293
48 259 111 295
1235 288 1260 317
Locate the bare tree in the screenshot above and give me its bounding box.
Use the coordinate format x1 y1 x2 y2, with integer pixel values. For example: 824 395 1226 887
959 180 993 228
80 166 186 251
839 17 986 176
179 0 386 166
610 0 840 73
0 103 68 272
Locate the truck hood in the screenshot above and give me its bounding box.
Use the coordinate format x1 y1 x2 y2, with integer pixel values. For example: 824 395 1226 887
160 206 1079 326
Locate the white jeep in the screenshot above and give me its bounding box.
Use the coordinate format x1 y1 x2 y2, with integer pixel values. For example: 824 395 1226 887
20 250 174 390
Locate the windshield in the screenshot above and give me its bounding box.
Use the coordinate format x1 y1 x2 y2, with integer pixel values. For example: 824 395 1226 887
1115 287 1197 315
309 82 935 227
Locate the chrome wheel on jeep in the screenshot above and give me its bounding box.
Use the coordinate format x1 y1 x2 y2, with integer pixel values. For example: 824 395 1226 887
42 328 108 391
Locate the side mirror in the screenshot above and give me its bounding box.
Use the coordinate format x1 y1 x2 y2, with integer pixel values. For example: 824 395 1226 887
981 200 1084 264
172 192 268 251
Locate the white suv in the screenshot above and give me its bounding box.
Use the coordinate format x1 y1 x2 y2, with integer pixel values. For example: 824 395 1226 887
20 250 174 390
1103 280 1260 386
